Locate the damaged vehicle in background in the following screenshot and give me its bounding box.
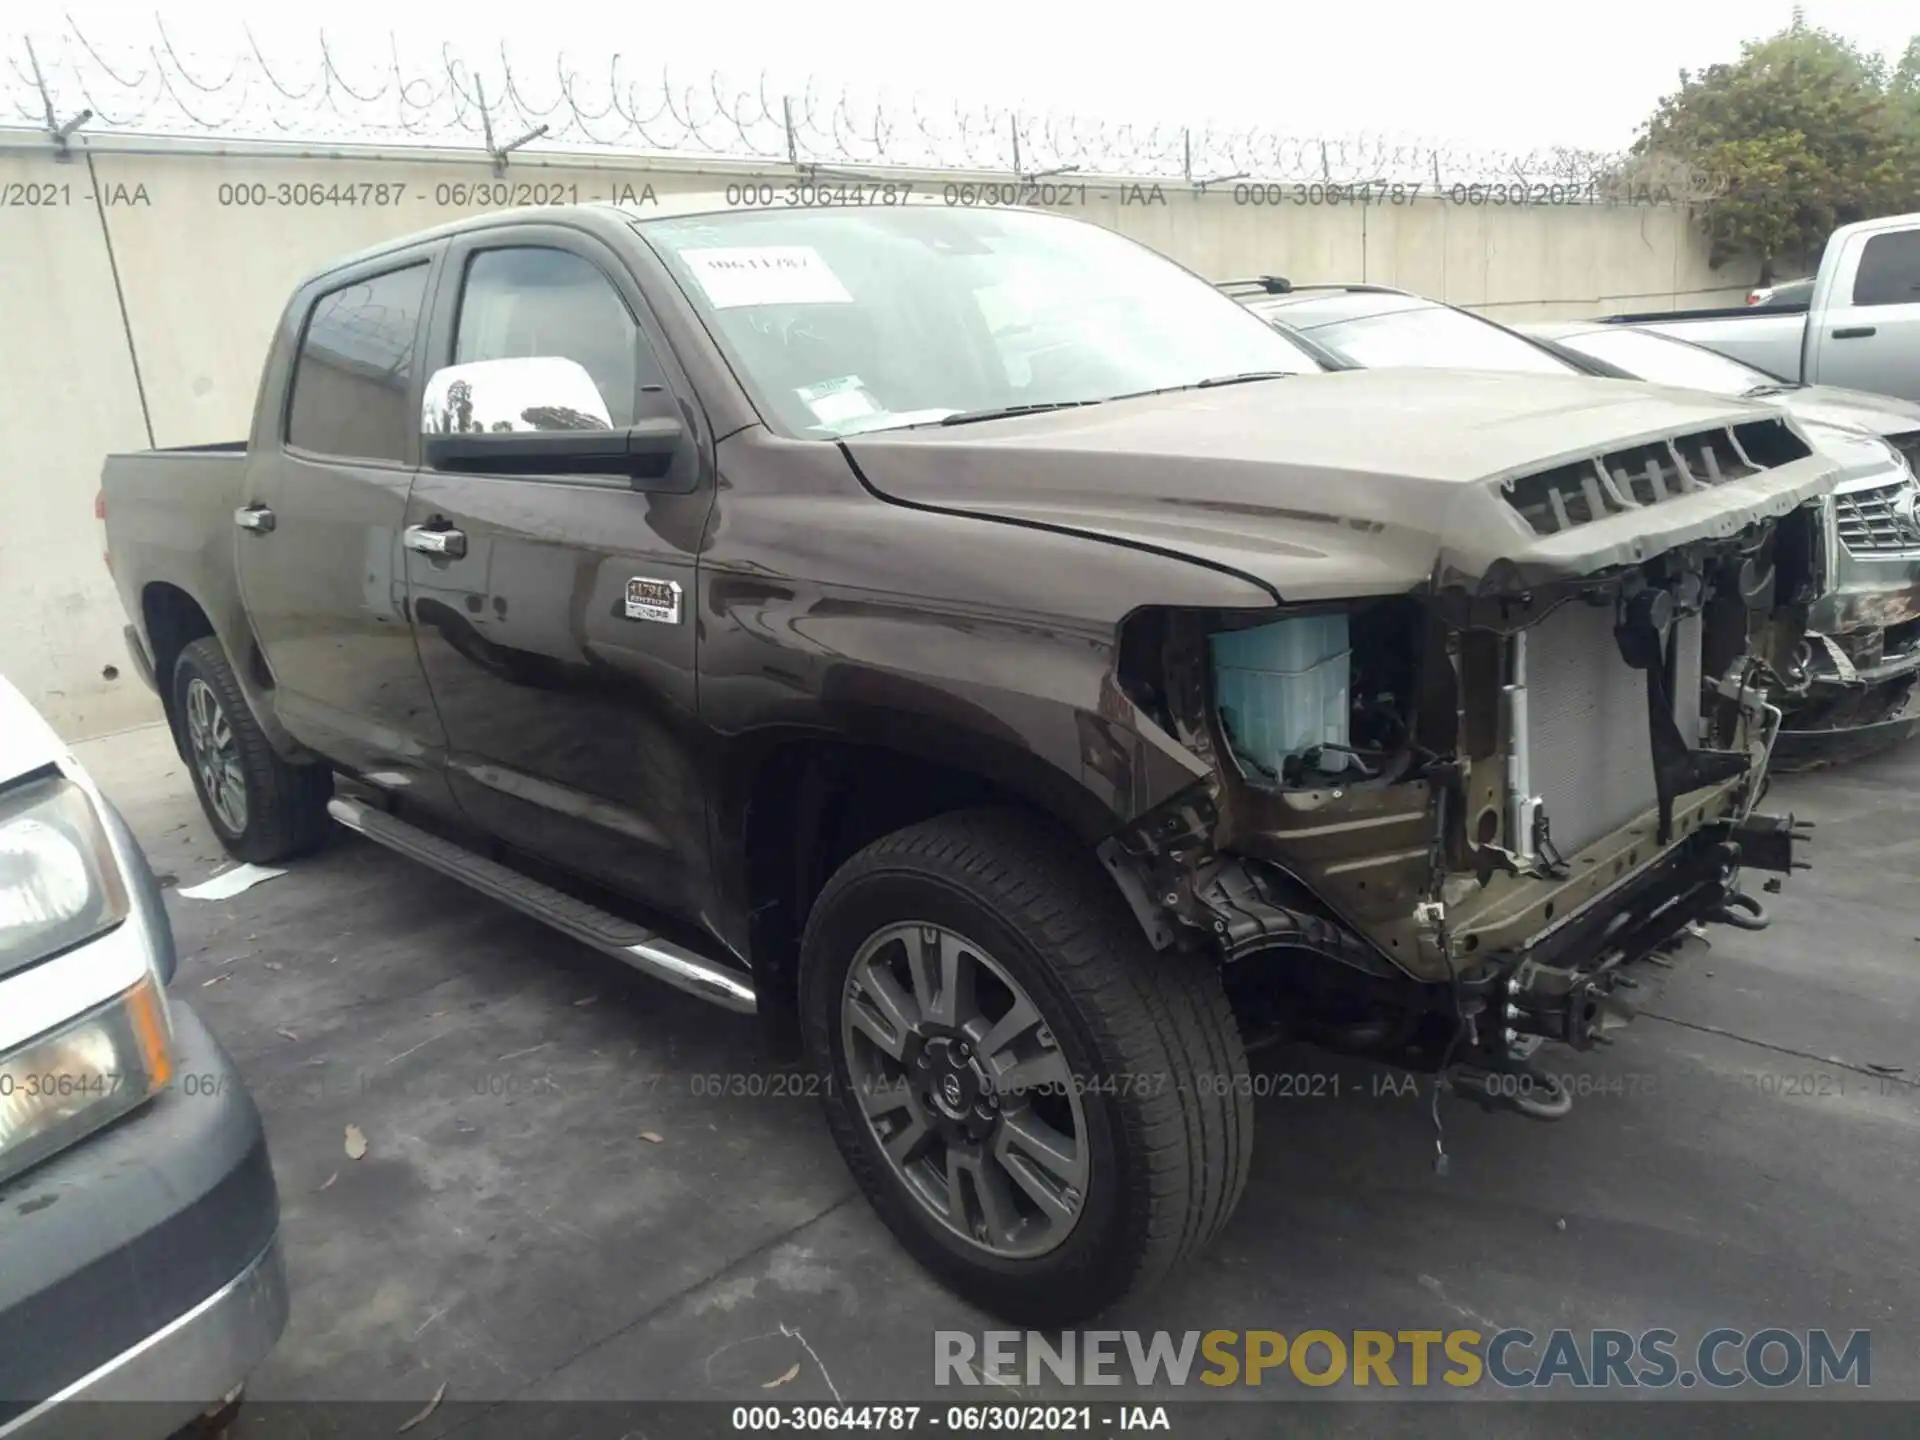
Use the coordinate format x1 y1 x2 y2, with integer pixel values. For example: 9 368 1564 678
103 197 1827 1325
1230 279 1920 766
1520 322 1920 764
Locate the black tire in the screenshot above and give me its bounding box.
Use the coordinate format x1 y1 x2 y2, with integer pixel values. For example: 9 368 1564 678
172 637 332 864
800 807 1252 1325
182 1388 246 1439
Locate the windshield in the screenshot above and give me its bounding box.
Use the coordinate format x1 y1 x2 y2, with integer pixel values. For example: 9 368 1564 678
1300 303 1579 374
636 207 1325 436
1551 328 1784 396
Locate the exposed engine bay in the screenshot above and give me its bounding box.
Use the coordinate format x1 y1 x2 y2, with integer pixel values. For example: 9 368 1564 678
1106 465 1827 1112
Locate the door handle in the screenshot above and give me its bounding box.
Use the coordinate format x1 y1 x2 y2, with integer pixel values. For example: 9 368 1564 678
1831 326 1876 340
234 505 275 534
404 523 467 559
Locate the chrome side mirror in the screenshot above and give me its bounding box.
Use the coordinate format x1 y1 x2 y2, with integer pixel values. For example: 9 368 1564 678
419 356 689 488
421 357 614 437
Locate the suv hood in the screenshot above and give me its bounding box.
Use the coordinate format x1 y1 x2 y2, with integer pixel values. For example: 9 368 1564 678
1797 419 1914 488
1779 386 1920 443
843 369 1841 600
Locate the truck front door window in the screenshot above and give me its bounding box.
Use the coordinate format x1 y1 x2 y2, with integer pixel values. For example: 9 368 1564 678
285 263 429 462
1851 231 1920 308
453 248 662 427
404 235 709 916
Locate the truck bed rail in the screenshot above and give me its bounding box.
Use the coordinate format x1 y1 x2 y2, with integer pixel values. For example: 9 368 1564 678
1601 304 1808 325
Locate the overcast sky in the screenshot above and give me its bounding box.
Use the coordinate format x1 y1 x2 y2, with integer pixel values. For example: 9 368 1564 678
24 0 1920 153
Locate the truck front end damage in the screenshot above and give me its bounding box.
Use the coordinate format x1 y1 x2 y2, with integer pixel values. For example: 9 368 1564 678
1105 414 1833 1112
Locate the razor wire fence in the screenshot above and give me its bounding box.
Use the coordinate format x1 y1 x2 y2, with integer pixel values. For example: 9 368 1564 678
0 20 1725 200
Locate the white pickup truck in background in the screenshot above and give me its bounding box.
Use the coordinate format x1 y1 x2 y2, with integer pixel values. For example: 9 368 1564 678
1604 212 1920 404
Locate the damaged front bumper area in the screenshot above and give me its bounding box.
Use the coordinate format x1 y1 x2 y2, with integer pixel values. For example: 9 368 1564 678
1479 811 1807 1052
1102 416 1836 1099
1776 466 1920 765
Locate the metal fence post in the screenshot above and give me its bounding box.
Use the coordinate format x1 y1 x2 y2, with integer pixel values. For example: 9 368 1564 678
24 37 92 162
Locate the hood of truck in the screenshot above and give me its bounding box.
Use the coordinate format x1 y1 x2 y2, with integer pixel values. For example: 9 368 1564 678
842 369 1842 600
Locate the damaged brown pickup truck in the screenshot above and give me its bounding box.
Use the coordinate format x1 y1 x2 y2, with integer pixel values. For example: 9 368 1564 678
102 195 1829 1325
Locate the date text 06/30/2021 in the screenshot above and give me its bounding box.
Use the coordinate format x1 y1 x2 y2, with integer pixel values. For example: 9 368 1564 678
3 175 1695 213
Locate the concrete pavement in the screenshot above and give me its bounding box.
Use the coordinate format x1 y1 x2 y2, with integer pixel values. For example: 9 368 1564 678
70 722 1920 1432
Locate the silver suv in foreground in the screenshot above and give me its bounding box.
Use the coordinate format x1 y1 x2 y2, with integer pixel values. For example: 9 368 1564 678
0 674 287 1439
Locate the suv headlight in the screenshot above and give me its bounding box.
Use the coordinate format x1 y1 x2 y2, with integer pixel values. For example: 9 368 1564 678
1802 422 1910 481
1869 434 1912 479
0 774 173 1186
1 775 129 977
0 978 174 1186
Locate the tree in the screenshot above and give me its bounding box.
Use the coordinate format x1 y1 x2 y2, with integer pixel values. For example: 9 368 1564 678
1894 38 1920 149
1632 17 1920 283
1897 36 1920 95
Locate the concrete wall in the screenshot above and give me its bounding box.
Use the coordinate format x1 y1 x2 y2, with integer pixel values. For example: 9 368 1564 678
0 134 1748 739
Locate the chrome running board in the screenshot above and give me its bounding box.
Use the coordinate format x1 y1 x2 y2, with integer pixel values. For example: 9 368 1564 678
326 797 756 1014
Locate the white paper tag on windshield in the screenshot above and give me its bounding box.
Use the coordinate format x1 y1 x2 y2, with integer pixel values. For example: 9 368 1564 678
683 247 853 309
796 375 878 427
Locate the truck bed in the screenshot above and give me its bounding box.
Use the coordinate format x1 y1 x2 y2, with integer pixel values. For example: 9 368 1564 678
1599 307 1808 384
1601 302 1808 325
101 446 252 698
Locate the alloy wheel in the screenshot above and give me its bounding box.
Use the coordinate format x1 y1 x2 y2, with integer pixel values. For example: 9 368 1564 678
840 922 1090 1259
184 677 248 834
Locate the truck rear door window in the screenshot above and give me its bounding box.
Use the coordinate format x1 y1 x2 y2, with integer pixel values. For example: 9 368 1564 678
452 248 663 427
1851 231 1920 308
285 263 430 462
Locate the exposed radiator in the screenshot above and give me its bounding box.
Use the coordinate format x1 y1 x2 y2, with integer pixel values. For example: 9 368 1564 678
1519 601 1703 856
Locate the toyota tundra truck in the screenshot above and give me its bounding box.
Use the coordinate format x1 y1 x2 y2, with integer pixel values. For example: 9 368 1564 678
101 195 1829 1325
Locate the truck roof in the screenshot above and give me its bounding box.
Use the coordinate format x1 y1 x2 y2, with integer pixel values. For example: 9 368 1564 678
300 187 970 289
